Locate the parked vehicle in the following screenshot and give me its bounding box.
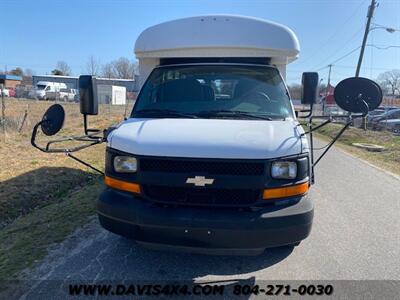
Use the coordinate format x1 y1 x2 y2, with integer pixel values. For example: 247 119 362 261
8 88 16 97
374 118 400 134
15 85 33 98
28 81 67 100
367 108 385 122
370 109 400 130
31 15 382 255
74 90 80 102
1 88 10 97
59 88 78 102
324 105 347 117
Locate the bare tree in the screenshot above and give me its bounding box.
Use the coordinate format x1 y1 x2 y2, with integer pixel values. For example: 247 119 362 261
377 70 400 96
111 57 135 79
51 69 64 76
86 55 100 75
101 63 115 78
9 67 23 76
287 84 302 99
24 68 34 76
22 68 34 85
55 61 72 76
100 57 137 79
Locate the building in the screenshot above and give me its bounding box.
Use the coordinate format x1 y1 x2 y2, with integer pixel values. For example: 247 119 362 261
32 75 78 89
0 74 22 89
320 84 336 105
32 75 138 93
97 85 127 105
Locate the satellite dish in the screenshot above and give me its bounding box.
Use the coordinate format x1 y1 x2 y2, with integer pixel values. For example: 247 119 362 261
41 104 65 136
334 77 382 114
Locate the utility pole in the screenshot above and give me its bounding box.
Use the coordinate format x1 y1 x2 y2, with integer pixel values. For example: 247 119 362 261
327 64 332 87
355 0 377 77
1 83 5 141
323 64 332 115
356 0 377 130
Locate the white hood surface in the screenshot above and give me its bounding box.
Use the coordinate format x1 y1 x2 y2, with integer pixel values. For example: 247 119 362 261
108 118 305 159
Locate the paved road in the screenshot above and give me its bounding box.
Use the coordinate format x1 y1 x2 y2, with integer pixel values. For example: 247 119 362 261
20 142 400 297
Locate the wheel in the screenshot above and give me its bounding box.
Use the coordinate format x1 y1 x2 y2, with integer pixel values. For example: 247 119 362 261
63 96 68 102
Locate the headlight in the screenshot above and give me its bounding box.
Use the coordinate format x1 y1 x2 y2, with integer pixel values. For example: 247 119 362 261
113 156 137 173
271 161 297 179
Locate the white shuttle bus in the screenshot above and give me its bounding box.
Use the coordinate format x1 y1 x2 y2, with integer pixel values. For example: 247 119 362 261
31 15 382 255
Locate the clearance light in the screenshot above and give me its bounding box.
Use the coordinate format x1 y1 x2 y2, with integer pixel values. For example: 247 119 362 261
263 182 308 200
105 176 141 194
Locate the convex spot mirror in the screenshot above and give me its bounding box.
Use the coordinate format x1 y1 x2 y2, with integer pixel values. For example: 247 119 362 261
79 75 98 115
301 72 319 105
41 104 65 136
334 77 382 114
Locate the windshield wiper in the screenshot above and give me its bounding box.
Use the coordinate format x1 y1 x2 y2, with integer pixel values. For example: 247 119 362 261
198 110 273 120
134 109 198 119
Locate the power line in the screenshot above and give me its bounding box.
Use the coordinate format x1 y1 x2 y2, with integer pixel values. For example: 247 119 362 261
331 46 362 65
314 43 399 72
295 0 368 67
371 23 400 32
334 64 397 71
367 44 400 49
310 25 365 71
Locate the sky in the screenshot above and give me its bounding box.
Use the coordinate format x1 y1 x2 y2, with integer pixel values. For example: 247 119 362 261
1 0 399 85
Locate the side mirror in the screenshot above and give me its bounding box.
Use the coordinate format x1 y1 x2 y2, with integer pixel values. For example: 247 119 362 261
41 104 65 136
301 72 319 105
334 77 382 115
79 75 98 115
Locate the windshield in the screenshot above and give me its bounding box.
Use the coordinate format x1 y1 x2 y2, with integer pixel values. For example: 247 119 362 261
132 64 293 120
36 84 47 90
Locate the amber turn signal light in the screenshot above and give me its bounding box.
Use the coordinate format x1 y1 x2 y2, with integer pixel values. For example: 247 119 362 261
105 176 141 194
263 182 308 200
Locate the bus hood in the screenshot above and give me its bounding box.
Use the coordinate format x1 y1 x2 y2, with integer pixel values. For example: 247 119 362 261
108 118 306 159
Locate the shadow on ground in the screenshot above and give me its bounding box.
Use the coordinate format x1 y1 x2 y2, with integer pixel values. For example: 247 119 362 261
24 213 295 280
15 218 295 298
0 166 96 226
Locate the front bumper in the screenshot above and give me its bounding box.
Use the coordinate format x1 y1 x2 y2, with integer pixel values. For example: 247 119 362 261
97 188 313 254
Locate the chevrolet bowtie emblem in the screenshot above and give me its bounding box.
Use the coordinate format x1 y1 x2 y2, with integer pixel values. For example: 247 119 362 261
186 176 215 187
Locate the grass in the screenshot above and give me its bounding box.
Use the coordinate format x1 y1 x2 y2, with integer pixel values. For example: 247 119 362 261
0 179 102 280
312 122 400 175
0 98 133 279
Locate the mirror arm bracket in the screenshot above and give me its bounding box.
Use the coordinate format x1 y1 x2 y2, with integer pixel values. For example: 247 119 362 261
31 123 105 153
31 121 45 152
65 152 104 175
31 125 104 175
83 114 101 136
300 103 314 118
312 120 352 168
302 118 332 136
